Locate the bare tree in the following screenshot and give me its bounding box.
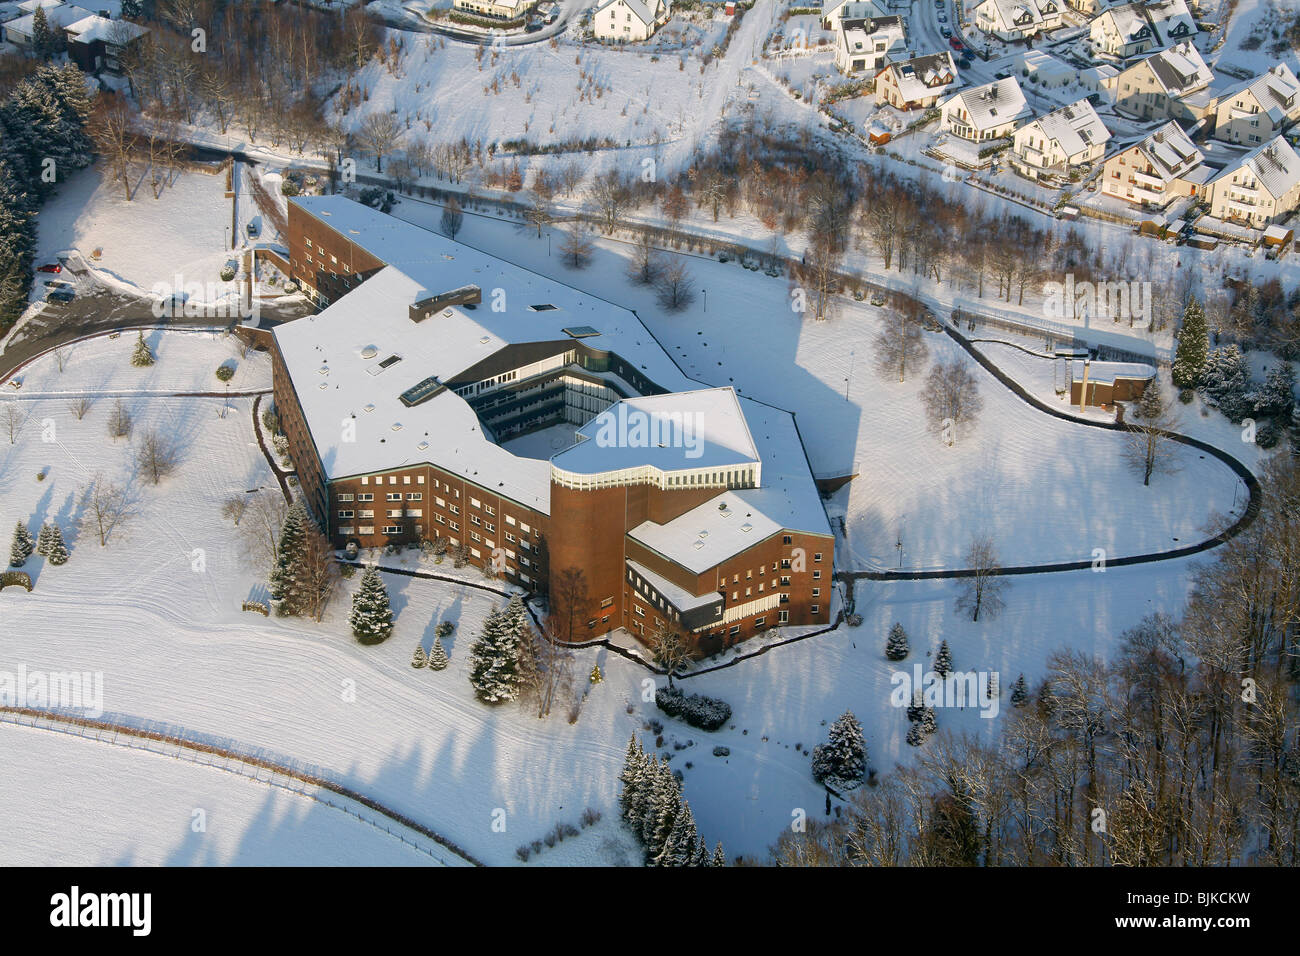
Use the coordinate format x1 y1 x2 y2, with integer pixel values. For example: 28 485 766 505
136 429 181 484
1125 399 1178 487
956 534 1007 622
440 196 464 239
793 234 842 322
53 347 69 372
237 490 290 571
107 399 132 440
357 110 401 172
873 308 930 383
67 397 92 421
558 159 584 197
920 360 983 445
222 496 248 526
524 193 552 238
650 621 692 685
82 474 132 547
627 229 662 285
587 169 632 233
298 523 340 623
655 257 695 311
560 224 595 269
88 91 140 201
1 400 25 444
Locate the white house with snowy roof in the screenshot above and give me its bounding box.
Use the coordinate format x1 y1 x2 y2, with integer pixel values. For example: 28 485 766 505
1090 0 1196 59
834 14 907 76
453 0 536 19
1202 136 1300 229
1012 98 1111 178
973 0 1063 41
591 0 671 41
1211 63 1300 146
821 0 891 31
941 76 1031 141
875 50 961 110
1101 120 1205 207
1112 40 1213 122
2 1 90 45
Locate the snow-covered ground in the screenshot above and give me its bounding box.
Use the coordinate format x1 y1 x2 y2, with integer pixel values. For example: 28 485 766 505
0 722 443 866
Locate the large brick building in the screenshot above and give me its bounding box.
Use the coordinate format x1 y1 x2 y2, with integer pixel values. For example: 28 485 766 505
273 196 833 655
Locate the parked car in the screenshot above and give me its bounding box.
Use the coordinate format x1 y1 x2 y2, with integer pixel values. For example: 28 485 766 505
938 12 948 21
941 26 952 37
246 221 258 238
525 16 543 30
949 36 964 51
46 288 74 303
958 55 974 69
37 262 61 274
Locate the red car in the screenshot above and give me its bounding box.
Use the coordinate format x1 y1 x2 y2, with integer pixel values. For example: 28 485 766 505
37 263 62 274
948 37 964 52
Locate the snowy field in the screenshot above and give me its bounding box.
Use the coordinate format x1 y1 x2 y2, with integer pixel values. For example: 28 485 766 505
0 723 441 866
34 163 238 300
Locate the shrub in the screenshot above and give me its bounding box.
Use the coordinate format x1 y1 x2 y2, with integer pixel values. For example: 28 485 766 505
655 686 731 731
215 364 235 382
1255 418 1283 448
436 620 455 638
1179 388 1195 404
280 177 301 197
220 265 236 282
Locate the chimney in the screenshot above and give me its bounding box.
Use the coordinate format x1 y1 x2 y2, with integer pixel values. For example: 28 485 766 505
409 284 483 323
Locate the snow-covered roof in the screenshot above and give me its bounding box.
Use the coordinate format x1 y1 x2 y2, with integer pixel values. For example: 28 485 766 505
275 197 828 541
1139 40 1212 97
1207 135 1300 201
627 560 722 613
1217 63 1300 123
1117 120 1202 181
592 0 666 26
551 388 759 476
627 400 831 573
1144 0 1195 43
977 0 1059 31
65 13 144 43
838 14 905 59
4 3 90 36
1021 98 1111 155
945 77 1031 131
883 50 960 102
1073 361 1156 383
1093 2 1150 42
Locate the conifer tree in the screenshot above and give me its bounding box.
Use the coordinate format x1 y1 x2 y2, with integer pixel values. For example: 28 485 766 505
811 709 867 790
1171 297 1208 389
43 523 68 565
906 690 925 724
619 736 647 824
655 800 698 867
935 640 953 679
468 599 527 703
350 565 394 644
885 621 909 661
642 759 681 861
9 520 33 567
268 501 307 610
905 722 926 747
920 705 937 737
131 330 155 367
987 672 999 701
711 841 726 867
35 522 52 556
1135 380 1165 421
692 836 709 867
411 644 428 668
1010 673 1029 708
427 635 450 670
590 663 603 684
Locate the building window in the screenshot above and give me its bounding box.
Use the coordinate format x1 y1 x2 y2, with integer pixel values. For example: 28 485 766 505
358 493 374 502
383 525 402 534
811 605 820 615
338 510 354 518
407 493 422 500
783 534 792 544
729 625 741 636
387 493 403 501
338 493 354 502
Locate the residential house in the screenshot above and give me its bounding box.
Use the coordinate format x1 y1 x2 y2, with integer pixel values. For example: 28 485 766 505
1211 63 1300 146
590 0 671 41
1203 136 1300 228
1111 41 1214 122
64 14 146 75
941 77 1031 141
1101 120 1206 207
1012 98 1111 178
453 0 536 21
821 0 891 32
834 14 907 76
1015 49 1077 90
1090 0 1196 59
875 51 960 111
2 1 91 45
973 0 1064 42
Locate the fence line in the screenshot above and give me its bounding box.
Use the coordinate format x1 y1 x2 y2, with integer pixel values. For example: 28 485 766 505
0 706 482 866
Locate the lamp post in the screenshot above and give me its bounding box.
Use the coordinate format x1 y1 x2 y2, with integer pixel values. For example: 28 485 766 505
703 288 707 313
547 230 552 257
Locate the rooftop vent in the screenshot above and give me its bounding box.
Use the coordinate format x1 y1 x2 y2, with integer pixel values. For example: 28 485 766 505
529 304 559 312
360 345 378 359
363 403 375 413
740 523 753 533
563 325 601 338
409 285 482 323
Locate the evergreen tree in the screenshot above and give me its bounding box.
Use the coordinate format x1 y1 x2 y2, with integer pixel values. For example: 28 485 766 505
1199 345 1253 421
43 523 68 565
986 672 999 701
1253 364 1297 420
427 635 449 670
9 520 33 567
691 835 709 867
1171 297 1208 389
618 736 647 825
810 709 867 790
642 759 681 862
935 640 953 679
349 565 394 644
590 663 603 684
35 522 53 556
411 644 428 668
30 8 55 60
920 705 938 737
268 501 307 609
655 799 698 867
468 598 527 703
131 330 155 367
906 690 925 724
885 621 910 661
905 722 926 747
1135 380 1165 421
711 841 726 867
1010 673 1029 708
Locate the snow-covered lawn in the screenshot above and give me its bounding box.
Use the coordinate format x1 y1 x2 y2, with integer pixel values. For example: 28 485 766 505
0 723 442 866
8 329 268 396
35 164 238 300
